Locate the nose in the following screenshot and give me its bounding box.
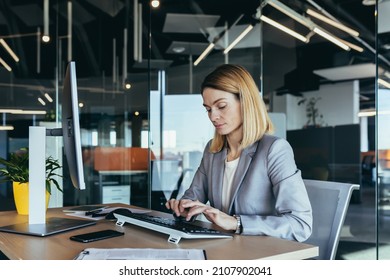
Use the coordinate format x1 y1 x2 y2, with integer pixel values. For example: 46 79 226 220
209 109 220 121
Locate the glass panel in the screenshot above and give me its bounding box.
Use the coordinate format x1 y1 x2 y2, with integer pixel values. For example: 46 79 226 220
377 0 390 260
0 1 150 210
149 0 262 212
0 0 385 261
262 0 377 259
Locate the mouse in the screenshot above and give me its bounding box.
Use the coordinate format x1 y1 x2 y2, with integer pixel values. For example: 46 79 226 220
105 208 133 220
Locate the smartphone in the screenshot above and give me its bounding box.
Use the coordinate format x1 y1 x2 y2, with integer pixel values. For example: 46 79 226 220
70 229 124 243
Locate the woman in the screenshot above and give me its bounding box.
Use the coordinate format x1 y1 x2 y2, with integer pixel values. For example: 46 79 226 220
166 64 312 242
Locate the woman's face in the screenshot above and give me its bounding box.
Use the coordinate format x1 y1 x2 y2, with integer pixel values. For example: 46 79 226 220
202 87 243 137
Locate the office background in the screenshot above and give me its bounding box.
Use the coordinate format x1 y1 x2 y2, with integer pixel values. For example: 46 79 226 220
0 0 389 259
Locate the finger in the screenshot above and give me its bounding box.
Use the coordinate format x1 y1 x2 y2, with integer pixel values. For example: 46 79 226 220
186 205 209 221
166 199 176 209
181 199 203 208
178 199 193 213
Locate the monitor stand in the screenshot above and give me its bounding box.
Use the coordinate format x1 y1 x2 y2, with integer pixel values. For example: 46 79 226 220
0 127 96 237
0 217 96 237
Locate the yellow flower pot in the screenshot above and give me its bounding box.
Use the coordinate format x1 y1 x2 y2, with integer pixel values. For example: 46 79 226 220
13 182 50 215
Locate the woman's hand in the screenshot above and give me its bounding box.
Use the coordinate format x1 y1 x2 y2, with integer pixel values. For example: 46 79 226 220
165 198 193 218
166 199 238 231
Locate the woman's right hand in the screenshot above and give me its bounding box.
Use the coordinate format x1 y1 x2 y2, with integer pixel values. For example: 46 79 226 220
165 198 192 218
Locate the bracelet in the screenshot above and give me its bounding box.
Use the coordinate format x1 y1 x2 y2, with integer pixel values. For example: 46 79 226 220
233 215 242 234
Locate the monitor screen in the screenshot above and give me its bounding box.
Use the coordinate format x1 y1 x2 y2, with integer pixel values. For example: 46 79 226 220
61 61 85 190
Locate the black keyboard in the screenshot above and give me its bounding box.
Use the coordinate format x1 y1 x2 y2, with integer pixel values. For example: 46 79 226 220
114 212 233 244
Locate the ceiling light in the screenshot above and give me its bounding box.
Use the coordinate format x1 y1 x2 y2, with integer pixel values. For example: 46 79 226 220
378 78 390 88
306 9 359 37
0 109 46 115
313 27 350 50
0 57 12 71
0 39 20 62
358 110 375 117
0 109 22 113
151 0 160 8
172 46 186 53
43 0 50 43
0 125 14 131
124 79 132 90
44 93 53 102
42 35 50 43
266 0 311 28
264 0 352 51
194 43 215 66
260 15 308 43
223 24 254 54
339 39 364 53
15 110 46 115
38 97 46 106
362 0 377 6
1 113 14 130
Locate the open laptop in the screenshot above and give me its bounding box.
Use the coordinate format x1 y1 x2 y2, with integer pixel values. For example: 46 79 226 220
0 217 96 237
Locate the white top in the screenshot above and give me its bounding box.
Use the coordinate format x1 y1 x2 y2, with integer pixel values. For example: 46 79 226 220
222 157 240 213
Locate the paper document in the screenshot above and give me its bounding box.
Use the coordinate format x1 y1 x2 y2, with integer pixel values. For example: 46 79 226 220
74 248 206 260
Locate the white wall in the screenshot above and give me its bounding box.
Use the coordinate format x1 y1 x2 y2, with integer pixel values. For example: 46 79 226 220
272 80 360 130
268 112 287 139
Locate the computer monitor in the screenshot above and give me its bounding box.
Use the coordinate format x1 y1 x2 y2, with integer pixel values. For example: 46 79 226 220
61 61 85 190
0 61 95 236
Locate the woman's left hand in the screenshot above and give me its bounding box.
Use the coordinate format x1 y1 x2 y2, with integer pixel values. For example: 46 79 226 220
181 200 238 231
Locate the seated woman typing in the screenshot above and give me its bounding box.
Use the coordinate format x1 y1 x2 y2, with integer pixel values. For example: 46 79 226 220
166 64 312 242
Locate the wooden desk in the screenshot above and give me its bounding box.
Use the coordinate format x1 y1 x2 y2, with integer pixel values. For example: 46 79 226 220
0 205 318 260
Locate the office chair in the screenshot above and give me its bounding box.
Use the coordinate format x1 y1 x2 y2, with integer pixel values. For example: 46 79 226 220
150 159 193 212
303 179 359 260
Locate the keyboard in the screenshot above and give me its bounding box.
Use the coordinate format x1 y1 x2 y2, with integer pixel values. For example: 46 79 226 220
114 212 233 244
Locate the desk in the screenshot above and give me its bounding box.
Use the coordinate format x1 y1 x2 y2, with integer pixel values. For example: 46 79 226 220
0 204 318 260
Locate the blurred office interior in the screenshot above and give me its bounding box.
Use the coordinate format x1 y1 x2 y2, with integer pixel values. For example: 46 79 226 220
0 0 389 259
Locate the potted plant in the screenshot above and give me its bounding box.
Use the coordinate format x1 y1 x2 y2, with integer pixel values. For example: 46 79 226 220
0 147 62 215
298 96 326 128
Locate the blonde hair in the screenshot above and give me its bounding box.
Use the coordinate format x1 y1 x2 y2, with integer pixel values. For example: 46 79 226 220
201 64 274 153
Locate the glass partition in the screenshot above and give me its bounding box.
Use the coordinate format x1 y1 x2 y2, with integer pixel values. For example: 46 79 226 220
377 0 390 260
0 1 150 210
148 0 262 211
0 0 388 260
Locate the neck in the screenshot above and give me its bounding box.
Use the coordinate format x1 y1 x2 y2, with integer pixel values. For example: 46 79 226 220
226 142 242 162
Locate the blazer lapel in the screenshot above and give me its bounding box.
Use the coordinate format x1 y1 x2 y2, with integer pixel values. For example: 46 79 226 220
228 142 258 214
210 147 227 210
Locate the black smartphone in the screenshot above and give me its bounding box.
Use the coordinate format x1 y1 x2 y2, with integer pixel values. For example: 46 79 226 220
70 229 124 243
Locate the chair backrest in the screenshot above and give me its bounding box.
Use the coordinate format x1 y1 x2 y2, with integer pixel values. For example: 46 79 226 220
303 179 359 260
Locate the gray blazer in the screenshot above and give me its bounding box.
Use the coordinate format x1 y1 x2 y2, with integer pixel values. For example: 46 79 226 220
181 134 313 242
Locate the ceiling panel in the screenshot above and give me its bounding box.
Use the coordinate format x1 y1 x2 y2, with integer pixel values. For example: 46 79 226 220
313 63 383 81
163 13 220 34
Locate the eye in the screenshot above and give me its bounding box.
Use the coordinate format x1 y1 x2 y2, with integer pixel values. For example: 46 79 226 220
217 103 227 110
204 107 211 113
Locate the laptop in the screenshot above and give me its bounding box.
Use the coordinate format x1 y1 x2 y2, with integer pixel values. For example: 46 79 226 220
0 217 96 237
